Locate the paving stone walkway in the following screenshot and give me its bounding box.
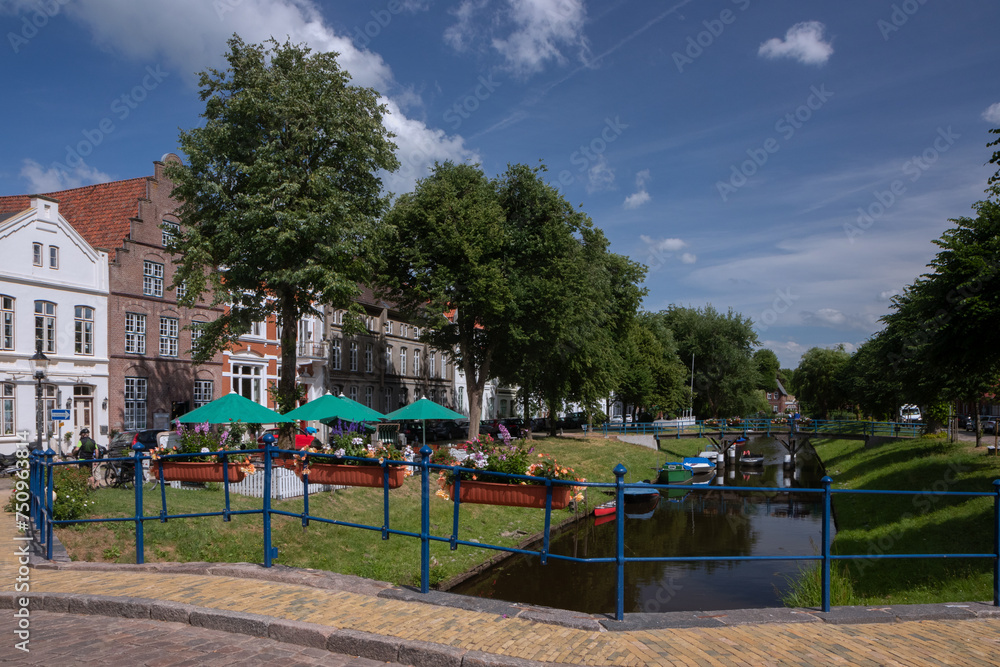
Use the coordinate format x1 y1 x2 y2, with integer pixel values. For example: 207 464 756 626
4 490 1000 666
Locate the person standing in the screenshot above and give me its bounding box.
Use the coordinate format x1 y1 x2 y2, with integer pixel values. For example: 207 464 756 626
72 428 99 472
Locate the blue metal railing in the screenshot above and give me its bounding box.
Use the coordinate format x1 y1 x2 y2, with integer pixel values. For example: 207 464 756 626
585 418 926 439
28 442 999 620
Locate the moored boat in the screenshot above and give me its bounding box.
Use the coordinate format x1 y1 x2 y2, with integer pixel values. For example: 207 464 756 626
657 461 692 485
683 456 715 474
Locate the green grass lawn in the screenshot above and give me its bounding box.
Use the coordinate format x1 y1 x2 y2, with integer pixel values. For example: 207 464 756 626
783 435 1000 607
56 435 700 588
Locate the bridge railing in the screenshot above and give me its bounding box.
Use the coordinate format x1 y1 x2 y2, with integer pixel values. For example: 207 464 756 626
586 418 925 439
27 444 996 621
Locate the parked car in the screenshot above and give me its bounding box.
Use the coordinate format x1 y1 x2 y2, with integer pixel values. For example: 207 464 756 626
498 418 525 438
557 411 587 429
108 429 160 454
427 420 468 442
984 418 998 435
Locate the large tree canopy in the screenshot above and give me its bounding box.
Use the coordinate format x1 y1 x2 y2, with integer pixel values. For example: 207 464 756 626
793 346 851 418
166 36 398 412
376 161 645 436
653 306 761 418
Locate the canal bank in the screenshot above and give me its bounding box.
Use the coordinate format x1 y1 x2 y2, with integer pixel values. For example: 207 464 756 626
449 436 832 614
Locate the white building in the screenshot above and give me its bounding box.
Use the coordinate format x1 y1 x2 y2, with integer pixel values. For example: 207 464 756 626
0 197 110 455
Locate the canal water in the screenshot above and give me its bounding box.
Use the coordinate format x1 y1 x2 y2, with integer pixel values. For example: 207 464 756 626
449 437 830 614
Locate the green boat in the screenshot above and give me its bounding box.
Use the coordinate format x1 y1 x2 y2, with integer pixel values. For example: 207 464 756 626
657 461 692 485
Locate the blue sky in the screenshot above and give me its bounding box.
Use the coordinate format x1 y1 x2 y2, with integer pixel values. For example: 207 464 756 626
3 0 999 367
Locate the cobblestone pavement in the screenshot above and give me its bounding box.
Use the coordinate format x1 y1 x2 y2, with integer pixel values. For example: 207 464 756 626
4 490 1000 666
0 611 407 666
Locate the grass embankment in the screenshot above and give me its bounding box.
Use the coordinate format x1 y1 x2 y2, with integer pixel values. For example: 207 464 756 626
57 436 708 588
783 435 999 607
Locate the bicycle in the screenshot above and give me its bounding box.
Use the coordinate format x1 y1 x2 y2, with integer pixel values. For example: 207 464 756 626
103 451 137 489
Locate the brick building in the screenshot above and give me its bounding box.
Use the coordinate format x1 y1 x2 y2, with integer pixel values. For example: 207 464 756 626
0 155 225 436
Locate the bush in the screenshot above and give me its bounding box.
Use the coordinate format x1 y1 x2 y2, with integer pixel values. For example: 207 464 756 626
52 466 95 521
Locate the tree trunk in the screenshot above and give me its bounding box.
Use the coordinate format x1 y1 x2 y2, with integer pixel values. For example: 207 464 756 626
277 294 300 415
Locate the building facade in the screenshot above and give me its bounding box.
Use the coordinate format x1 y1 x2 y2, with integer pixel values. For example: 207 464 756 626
1 155 226 439
327 288 454 414
0 197 109 454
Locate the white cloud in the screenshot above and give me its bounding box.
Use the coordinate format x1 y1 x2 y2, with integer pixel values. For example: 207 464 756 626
878 289 900 301
446 0 588 75
758 21 833 66
49 0 472 193
623 169 651 209
640 236 686 253
982 102 1000 124
623 190 650 209
680 252 697 264
19 159 111 192
586 155 615 193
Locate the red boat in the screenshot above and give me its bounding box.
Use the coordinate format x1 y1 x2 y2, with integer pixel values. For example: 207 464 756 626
594 500 616 517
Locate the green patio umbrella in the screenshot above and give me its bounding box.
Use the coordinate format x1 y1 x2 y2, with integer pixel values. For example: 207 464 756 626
318 394 385 425
283 392 356 423
176 391 293 425
383 398 465 447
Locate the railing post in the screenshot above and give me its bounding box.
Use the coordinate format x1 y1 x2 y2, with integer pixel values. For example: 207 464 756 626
420 445 432 594
993 479 999 607
614 463 627 621
821 475 833 612
262 434 276 567
133 443 144 564
44 449 54 559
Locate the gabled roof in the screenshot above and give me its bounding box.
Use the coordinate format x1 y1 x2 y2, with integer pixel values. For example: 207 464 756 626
776 378 791 396
0 177 148 252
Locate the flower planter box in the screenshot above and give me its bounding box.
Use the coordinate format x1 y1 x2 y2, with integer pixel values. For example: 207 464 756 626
157 461 247 484
448 480 571 509
297 463 406 488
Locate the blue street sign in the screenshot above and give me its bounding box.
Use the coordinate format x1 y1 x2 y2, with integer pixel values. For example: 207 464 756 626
50 409 71 420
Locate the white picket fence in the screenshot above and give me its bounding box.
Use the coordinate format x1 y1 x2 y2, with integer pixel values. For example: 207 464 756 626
156 463 338 500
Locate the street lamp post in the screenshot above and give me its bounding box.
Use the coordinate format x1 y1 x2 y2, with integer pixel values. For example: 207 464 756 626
28 341 49 453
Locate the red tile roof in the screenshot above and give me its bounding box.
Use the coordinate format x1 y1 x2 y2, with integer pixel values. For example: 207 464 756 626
0 177 148 252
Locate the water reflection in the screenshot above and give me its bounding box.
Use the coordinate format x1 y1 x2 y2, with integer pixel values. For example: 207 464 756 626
449 438 829 614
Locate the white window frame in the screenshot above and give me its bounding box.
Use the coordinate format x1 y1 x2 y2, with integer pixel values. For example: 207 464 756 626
429 351 436 379
124 377 147 430
1 383 14 436
159 316 179 356
32 243 42 267
34 300 56 354
385 345 393 374
74 306 94 355
365 343 373 373
384 320 392 336
194 380 213 408
413 349 421 378
349 341 358 372
400 347 407 376
191 320 205 350
162 220 179 247
232 364 263 403
49 245 59 269
332 339 341 370
365 386 373 408
350 386 358 402
143 261 164 297
125 313 146 355
1 295 13 350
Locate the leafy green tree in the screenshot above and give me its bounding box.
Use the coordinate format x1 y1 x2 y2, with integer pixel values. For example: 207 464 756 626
753 349 780 392
839 333 902 420
166 36 398 412
794 346 851 418
879 193 1000 441
488 164 645 433
653 306 761 418
375 162 508 439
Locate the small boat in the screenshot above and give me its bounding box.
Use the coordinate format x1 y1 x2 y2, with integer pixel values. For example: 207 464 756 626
621 482 659 502
683 456 716 474
739 451 765 466
657 461 692 485
593 494 661 522
593 500 616 517
689 470 716 485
